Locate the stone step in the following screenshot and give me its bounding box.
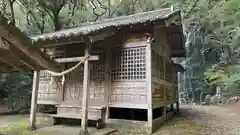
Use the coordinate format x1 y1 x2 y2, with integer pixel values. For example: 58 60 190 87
92 128 117 135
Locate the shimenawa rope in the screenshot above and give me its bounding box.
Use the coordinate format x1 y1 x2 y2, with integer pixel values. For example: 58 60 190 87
47 56 89 84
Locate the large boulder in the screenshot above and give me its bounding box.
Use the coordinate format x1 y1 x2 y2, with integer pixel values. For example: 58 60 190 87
203 94 211 105
210 95 222 105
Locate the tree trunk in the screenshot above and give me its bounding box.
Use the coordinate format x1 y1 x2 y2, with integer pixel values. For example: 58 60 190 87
9 0 16 26
53 14 61 31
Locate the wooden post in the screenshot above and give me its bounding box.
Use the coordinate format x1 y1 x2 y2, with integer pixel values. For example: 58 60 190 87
80 42 91 135
176 101 180 113
170 104 174 112
163 55 167 116
29 70 40 130
146 42 152 129
177 72 181 104
177 72 180 112
104 44 111 123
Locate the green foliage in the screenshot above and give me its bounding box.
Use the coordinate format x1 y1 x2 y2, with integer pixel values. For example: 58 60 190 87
0 72 32 110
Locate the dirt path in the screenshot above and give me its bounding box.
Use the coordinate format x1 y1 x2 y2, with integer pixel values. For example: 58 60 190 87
192 104 240 135
154 104 240 135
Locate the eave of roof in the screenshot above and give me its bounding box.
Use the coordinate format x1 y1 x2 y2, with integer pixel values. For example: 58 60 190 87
31 8 180 43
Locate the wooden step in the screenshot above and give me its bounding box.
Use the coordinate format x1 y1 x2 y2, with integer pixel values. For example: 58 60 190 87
56 102 106 110
48 114 101 121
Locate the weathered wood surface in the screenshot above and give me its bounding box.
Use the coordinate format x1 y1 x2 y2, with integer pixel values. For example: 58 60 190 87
29 71 40 130
110 82 147 106
0 14 60 72
146 41 153 127
0 49 26 72
37 70 62 104
55 55 99 63
80 41 91 134
104 44 111 122
151 26 179 110
54 105 105 121
37 56 105 105
0 40 41 72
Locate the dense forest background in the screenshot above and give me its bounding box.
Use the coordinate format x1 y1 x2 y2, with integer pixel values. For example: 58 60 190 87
0 0 239 111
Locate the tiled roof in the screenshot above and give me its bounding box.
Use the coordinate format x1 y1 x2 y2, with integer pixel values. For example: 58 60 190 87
31 8 180 42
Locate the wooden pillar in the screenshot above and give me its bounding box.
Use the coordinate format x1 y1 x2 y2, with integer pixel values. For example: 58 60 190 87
170 104 174 112
163 54 167 116
104 44 111 123
146 42 152 128
176 101 180 113
29 70 40 130
177 72 181 113
177 72 181 104
80 42 91 135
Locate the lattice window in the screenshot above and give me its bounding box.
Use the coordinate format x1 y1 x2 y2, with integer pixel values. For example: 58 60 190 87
90 63 105 80
89 62 105 101
112 47 146 80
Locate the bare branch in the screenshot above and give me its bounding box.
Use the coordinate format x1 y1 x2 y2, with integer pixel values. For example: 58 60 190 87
7 0 17 26
65 0 79 26
89 0 108 21
184 0 200 18
19 0 46 33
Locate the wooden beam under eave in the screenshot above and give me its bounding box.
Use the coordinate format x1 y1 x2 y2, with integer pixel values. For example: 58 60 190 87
55 55 99 63
0 62 12 72
0 49 27 72
0 14 60 72
1 41 42 71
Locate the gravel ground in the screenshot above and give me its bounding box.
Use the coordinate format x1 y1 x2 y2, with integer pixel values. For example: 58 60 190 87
0 104 239 135
154 104 240 135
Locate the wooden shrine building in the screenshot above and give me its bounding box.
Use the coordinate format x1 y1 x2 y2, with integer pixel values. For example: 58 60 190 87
0 8 185 135
32 8 185 134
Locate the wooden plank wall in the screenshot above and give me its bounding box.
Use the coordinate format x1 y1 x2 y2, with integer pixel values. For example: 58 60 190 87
64 58 105 106
37 45 105 106
151 26 177 109
37 35 152 110
37 70 62 105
